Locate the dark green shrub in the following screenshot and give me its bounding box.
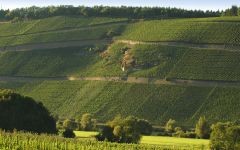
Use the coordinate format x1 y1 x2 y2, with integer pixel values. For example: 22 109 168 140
173 131 196 139
0 89 56 134
195 116 210 139
137 119 153 135
62 129 76 138
184 132 196 139
95 126 115 142
96 116 142 144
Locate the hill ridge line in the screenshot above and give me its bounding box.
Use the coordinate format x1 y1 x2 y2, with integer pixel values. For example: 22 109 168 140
1 76 240 87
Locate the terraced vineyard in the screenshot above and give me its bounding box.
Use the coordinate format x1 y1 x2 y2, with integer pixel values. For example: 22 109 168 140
0 45 124 77
0 24 125 47
168 48 240 81
1 3 240 149
119 18 240 45
0 15 240 130
0 16 127 36
2 42 240 82
0 80 239 126
0 43 129 77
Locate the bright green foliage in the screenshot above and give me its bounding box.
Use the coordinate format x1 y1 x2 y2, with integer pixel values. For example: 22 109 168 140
74 131 98 137
119 18 240 45
210 122 240 150
80 113 96 131
141 136 209 148
165 119 177 132
1 80 240 126
195 116 210 139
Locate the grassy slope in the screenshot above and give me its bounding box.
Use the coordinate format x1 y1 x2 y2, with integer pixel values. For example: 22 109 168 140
119 17 240 45
167 49 240 81
0 80 239 127
0 16 127 47
0 45 124 77
2 43 240 81
0 24 125 47
0 46 99 77
106 44 240 81
0 16 240 129
0 16 127 36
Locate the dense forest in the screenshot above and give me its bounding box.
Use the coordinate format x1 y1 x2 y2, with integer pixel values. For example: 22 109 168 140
0 5 221 21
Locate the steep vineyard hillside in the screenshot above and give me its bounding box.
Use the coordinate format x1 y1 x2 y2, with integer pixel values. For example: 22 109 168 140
0 16 240 127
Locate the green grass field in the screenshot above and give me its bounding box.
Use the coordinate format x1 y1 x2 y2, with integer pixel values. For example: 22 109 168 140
119 17 240 45
74 131 209 149
74 131 98 138
0 80 239 126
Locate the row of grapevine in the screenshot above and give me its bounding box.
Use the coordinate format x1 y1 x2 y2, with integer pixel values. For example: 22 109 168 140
168 48 240 81
119 18 240 45
0 130 207 150
0 16 127 37
0 24 124 47
0 80 239 126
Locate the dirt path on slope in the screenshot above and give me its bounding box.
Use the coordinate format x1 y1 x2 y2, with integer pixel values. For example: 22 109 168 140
0 39 112 51
1 39 240 52
1 76 240 87
116 40 240 52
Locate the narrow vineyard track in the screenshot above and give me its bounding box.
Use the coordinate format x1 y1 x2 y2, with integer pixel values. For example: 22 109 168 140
1 76 240 87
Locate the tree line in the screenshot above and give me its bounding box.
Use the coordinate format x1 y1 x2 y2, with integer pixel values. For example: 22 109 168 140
223 5 240 16
0 5 221 21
